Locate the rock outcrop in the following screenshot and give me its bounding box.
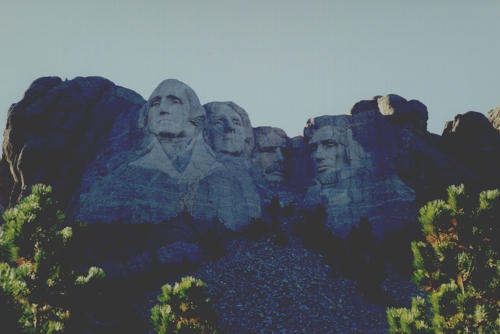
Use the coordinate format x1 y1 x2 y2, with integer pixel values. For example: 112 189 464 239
441 111 500 191
1 77 496 277
290 106 475 237
487 103 500 132
1 76 145 212
68 81 264 233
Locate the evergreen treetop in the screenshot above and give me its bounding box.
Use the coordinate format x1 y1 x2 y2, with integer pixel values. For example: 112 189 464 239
0 184 105 333
387 184 500 333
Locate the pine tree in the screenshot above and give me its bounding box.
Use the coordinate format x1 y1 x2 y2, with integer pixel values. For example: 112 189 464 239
0 184 105 333
387 184 500 332
150 276 218 333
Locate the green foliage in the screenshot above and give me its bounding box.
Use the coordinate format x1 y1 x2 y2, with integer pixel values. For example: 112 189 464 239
0 184 105 333
387 296 432 333
388 184 500 333
150 276 218 334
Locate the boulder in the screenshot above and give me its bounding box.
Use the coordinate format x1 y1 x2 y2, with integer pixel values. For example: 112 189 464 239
409 99 428 134
1 76 144 210
488 103 500 132
377 94 412 124
349 100 378 115
441 111 500 189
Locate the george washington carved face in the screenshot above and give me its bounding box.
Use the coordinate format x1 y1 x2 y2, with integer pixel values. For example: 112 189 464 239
146 79 204 139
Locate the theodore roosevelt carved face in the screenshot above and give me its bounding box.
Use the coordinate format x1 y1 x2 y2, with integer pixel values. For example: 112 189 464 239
251 127 290 184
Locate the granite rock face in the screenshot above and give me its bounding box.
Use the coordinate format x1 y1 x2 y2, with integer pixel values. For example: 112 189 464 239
1 76 144 211
441 111 500 190
299 113 417 237
290 106 476 237
488 103 500 132
69 82 263 233
1 77 495 277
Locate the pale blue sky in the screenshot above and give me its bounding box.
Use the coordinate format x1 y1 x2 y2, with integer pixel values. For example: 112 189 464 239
1 0 499 137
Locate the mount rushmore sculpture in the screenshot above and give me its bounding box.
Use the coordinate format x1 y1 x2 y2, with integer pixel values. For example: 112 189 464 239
2 76 499 277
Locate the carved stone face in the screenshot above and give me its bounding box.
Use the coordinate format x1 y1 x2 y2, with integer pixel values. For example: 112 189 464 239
147 81 195 139
308 126 348 175
208 104 246 156
252 128 289 184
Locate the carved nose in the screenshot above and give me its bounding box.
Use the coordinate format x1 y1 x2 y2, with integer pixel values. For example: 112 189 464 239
274 148 285 162
225 120 235 133
314 150 325 161
159 99 170 114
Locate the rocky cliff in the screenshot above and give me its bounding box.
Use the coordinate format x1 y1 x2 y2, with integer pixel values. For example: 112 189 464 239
2 76 498 278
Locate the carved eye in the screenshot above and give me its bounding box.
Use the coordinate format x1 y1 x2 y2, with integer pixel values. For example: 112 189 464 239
233 120 242 127
325 143 336 149
262 147 275 153
308 144 318 152
167 95 182 105
150 100 160 108
215 119 224 126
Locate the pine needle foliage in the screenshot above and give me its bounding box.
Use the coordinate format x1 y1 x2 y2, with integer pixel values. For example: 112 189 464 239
0 184 105 333
150 276 218 334
387 184 500 333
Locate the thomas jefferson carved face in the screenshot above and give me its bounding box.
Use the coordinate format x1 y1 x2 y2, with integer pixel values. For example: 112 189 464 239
308 126 348 175
207 104 246 156
147 80 200 139
252 128 289 184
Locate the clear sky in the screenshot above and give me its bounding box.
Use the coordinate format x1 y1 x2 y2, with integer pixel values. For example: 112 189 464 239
1 0 499 137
